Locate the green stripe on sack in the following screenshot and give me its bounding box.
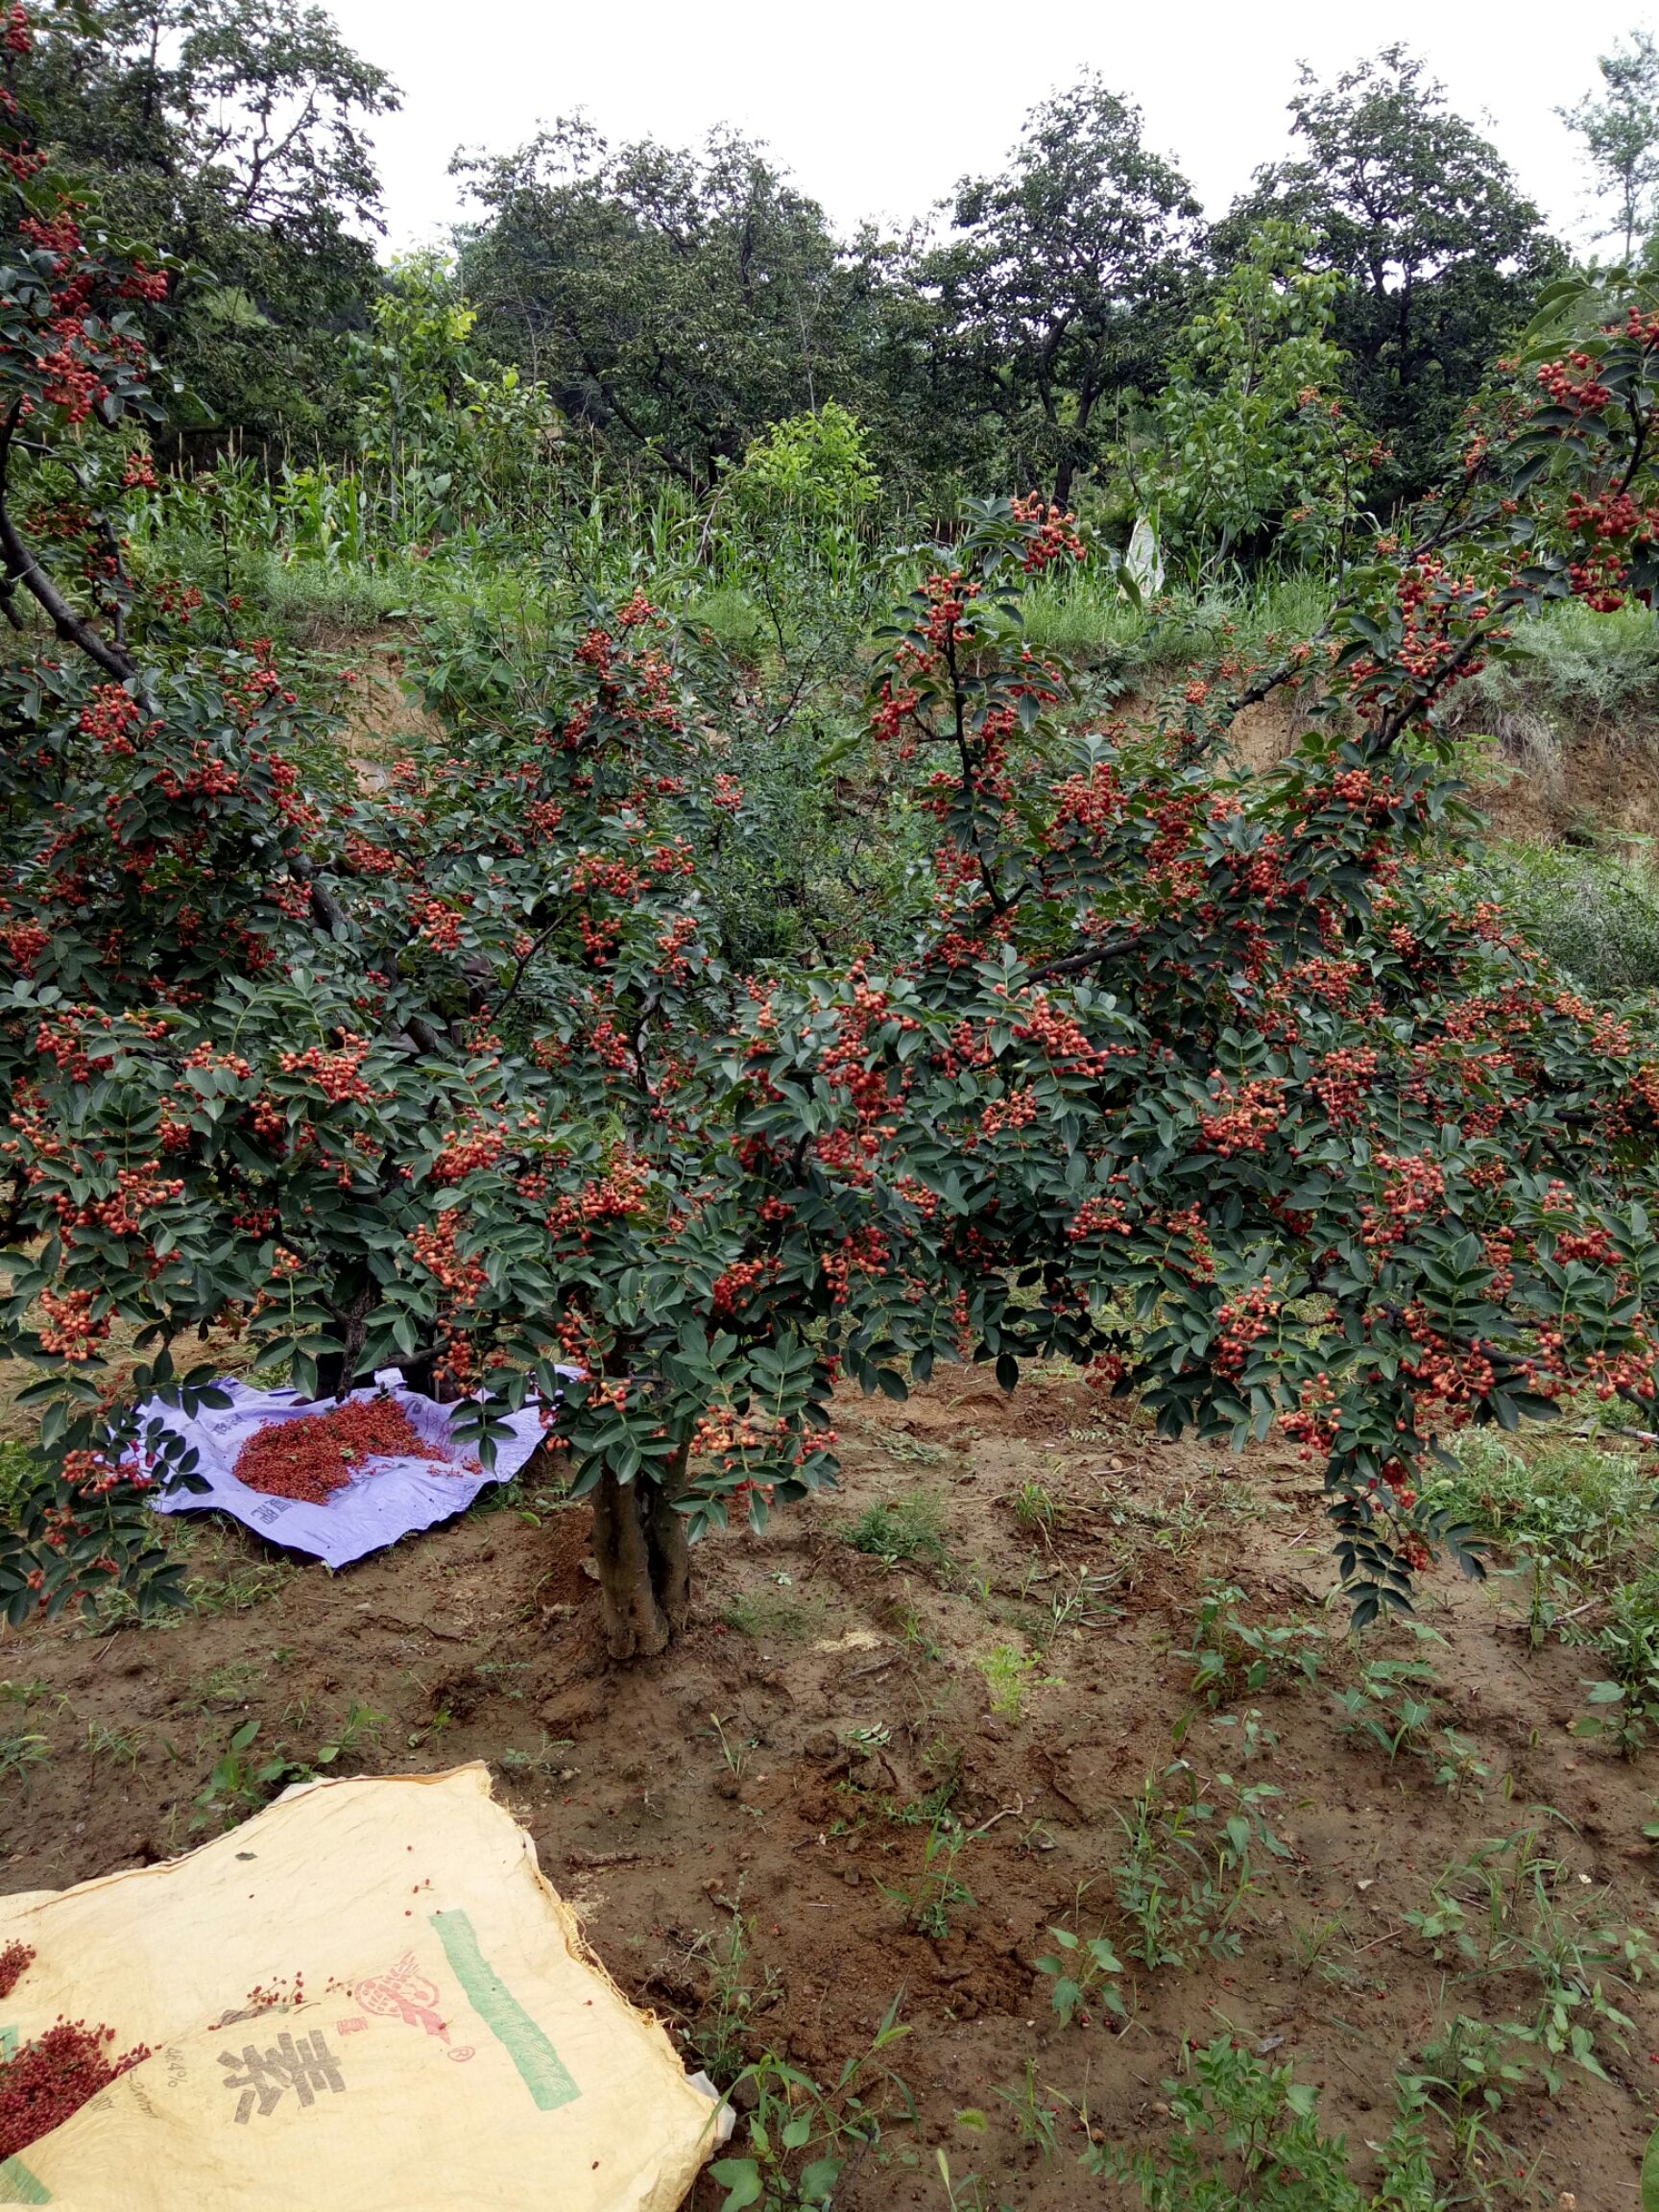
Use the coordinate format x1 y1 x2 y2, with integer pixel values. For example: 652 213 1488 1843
0 2155 51 2203
430 1910 580 2111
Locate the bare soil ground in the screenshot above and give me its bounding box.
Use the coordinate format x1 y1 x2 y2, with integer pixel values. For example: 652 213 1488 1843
1 1365 1654 2207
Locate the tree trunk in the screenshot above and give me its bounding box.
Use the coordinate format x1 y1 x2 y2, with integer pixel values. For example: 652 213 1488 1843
589 1448 691 1662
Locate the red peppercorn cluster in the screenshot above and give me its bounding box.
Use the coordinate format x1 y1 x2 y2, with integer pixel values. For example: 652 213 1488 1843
1536 352 1613 413
0 2018 151 2162
709 1256 775 1316
1198 1076 1286 1158
233 1398 447 1504
1008 493 1086 570
36 1285 108 1358
276 1033 375 1105
0 1941 35 1998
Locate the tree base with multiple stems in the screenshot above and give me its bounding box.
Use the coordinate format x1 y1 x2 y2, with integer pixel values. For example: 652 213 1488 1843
589 1455 691 1661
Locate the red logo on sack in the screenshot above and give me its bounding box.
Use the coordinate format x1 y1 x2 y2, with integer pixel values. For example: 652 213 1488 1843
355 1954 473 2061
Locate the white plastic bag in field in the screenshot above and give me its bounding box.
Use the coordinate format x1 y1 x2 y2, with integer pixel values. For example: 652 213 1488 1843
141 1369 570 1569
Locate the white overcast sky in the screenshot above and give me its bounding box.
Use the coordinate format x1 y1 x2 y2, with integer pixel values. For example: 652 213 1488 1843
323 0 1639 256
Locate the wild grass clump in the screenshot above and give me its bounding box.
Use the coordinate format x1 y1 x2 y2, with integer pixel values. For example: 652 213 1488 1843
1454 841 1659 998
1466 598 1659 732
844 1492 950 1569
1016 569 1333 683
240 552 427 641
1421 1431 1657 1576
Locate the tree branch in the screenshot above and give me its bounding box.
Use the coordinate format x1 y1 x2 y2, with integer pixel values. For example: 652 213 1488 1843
1026 928 1148 983
0 407 134 682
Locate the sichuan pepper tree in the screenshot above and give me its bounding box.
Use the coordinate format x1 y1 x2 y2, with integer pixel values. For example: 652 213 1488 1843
412 297 1659 1647
0 519 800 1649
9 17 1659 1659
0 114 829 1652
0 27 800 1649
691 302 1659 1625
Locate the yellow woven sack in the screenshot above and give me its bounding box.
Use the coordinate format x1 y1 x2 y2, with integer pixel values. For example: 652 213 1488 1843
0 1765 717 2208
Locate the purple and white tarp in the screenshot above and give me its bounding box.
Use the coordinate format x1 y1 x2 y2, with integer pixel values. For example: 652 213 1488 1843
137 1367 567 1569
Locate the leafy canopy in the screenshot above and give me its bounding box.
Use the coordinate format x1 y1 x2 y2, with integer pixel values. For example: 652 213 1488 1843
16 0 397 445
1224 44 1562 500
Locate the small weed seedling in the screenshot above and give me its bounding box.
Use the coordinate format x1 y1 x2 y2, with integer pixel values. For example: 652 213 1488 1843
1332 1655 1441 1762
880 1817 974 1941
1574 1569 1659 1757
1083 2036 1446 2208
876 1773 962 1833
977 1643 1056 1719
1045 1570 1120 1641
1414 2010 1530 2175
1175 1581 1322 1707
1405 1825 1654 2098
1288 1911 1358 1988
192 1659 263 1710
933 2152 1016 2212
1010 1480 1057 1540
314 1699 388 1768
84 1718 140 1768
876 1432 950 1467
194 1719 310 1828
709 1997 913 2212
706 1713 753 1781
722 1586 821 1642
497 1730 576 1784
1206 1707 1278 1765
991 2056 1063 2158
1034 1922 1127 2028
1430 1726 1490 1800
1111 1761 1289 1973
0 1678 53 1708
0 1729 50 1789
898 1603 945 1663
683 1902 781 2080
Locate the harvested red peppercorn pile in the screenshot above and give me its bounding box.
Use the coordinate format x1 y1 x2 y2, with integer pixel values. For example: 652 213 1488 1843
232 1397 448 1504
0 1942 34 1999
0 2020 151 2161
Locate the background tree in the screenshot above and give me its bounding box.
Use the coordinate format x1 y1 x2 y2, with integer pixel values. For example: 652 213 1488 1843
455 120 872 490
923 74 1201 507
1559 30 1659 264
1223 47 1562 501
1138 220 1375 576
16 0 397 450
346 251 562 540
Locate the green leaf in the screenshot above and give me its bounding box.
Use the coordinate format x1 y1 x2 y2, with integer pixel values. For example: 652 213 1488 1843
708 2159 763 2211
798 2154 842 2200
1642 2121 1659 2210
